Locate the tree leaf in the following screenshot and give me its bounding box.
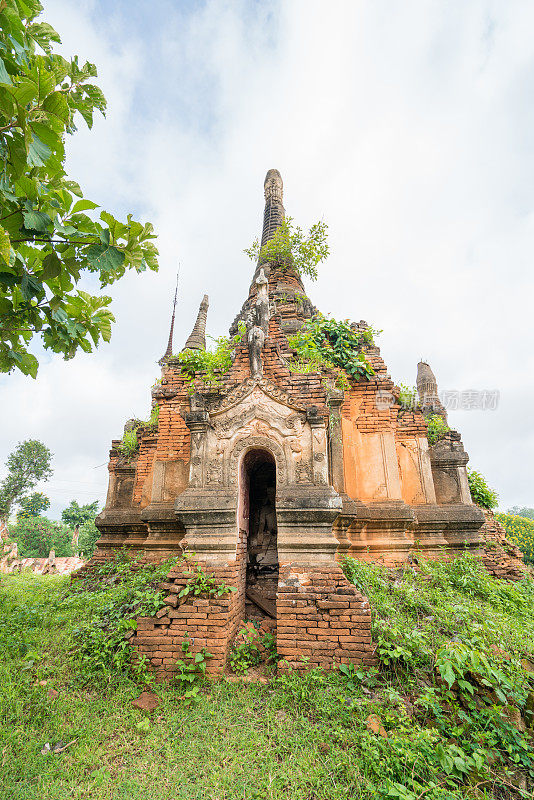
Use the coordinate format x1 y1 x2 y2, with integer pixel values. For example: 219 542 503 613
0 225 11 264
42 90 69 123
40 251 62 281
27 132 51 167
85 242 125 273
72 199 99 213
22 209 52 233
0 56 12 85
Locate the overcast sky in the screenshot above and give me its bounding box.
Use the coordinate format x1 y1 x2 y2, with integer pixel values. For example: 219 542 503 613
1 0 533 519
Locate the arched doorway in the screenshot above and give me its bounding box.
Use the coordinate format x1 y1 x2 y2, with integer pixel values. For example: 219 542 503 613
238 448 278 621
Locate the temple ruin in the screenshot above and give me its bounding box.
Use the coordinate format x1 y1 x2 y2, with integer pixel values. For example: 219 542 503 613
93 169 486 676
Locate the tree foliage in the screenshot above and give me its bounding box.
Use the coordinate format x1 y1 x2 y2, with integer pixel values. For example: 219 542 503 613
77 518 100 558
61 499 98 531
496 512 534 565
8 515 71 557
16 490 49 519
507 506 534 520
0 438 52 521
244 217 328 281
0 0 159 377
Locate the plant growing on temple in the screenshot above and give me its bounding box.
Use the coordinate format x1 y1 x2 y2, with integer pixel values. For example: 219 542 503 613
0 1 159 377
244 217 329 280
175 637 212 704
117 405 160 458
0 439 52 522
178 563 237 600
397 384 417 410
67 555 178 685
496 512 534 564
467 468 499 510
425 414 450 445
176 323 245 391
118 429 138 459
287 315 377 382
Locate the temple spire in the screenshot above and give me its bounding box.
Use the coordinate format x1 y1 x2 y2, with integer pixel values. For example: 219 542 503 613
160 272 179 363
260 169 285 249
416 360 448 422
183 294 209 351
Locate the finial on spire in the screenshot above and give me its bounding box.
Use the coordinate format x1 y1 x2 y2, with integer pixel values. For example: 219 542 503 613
160 270 179 364
183 294 209 351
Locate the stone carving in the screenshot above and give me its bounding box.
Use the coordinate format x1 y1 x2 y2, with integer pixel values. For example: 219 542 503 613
246 269 270 378
206 460 223 485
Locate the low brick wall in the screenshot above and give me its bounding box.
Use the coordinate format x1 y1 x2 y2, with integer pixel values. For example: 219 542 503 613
130 558 376 678
276 563 376 670
132 561 243 678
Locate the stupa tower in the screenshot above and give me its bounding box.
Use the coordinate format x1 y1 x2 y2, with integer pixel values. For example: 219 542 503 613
94 170 484 679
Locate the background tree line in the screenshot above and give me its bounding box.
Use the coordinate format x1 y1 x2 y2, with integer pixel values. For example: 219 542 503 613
0 438 99 557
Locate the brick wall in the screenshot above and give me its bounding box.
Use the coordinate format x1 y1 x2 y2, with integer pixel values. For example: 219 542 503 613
479 510 530 581
276 563 376 670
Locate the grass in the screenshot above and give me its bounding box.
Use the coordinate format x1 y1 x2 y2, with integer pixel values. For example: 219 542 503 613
1 556 534 799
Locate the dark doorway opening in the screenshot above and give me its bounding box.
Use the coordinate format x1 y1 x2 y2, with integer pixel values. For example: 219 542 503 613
241 449 278 621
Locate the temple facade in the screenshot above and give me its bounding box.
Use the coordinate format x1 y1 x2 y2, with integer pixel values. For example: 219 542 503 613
94 170 485 676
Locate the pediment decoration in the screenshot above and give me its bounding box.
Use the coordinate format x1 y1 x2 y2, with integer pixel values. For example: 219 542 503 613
186 377 329 489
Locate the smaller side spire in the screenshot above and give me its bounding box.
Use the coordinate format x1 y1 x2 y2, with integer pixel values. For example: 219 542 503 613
183 295 209 351
159 272 179 364
416 361 448 422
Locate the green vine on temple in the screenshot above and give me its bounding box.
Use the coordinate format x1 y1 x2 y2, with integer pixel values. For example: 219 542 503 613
288 315 379 383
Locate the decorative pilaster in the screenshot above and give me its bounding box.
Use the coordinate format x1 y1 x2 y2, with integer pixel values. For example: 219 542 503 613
327 389 345 493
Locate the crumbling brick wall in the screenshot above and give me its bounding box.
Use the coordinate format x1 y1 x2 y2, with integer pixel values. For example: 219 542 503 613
276 563 376 670
479 510 530 581
132 560 243 678
129 556 376 679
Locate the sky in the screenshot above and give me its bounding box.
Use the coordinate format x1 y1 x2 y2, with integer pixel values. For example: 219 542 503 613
1 0 533 519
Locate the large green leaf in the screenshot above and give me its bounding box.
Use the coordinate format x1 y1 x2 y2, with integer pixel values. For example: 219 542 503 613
22 209 51 232
72 198 99 213
27 132 51 167
0 57 12 85
27 22 61 54
42 90 69 124
86 242 125 273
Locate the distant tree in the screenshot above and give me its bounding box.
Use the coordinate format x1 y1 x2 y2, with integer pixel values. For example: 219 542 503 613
496 512 534 565
61 499 98 532
0 1 159 377
0 439 52 522
9 515 72 557
17 491 50 519
507 506 534 520
61 499 98 555
77 519 100 558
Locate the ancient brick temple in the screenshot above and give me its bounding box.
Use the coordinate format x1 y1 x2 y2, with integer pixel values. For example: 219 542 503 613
94 169 485 676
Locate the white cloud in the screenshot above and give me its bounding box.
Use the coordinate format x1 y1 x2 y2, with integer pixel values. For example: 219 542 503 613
1 0 533 517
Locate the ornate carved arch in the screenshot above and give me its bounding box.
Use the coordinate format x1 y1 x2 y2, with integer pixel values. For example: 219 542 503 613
228 436 287 486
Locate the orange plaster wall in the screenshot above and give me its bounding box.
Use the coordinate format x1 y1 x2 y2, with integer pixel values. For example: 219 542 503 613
396 437 435 505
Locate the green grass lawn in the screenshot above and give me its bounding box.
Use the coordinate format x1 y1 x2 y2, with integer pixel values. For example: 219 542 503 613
1 557 534 800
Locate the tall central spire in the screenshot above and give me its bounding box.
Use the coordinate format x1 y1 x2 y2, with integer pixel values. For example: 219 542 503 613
260 169 285 248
